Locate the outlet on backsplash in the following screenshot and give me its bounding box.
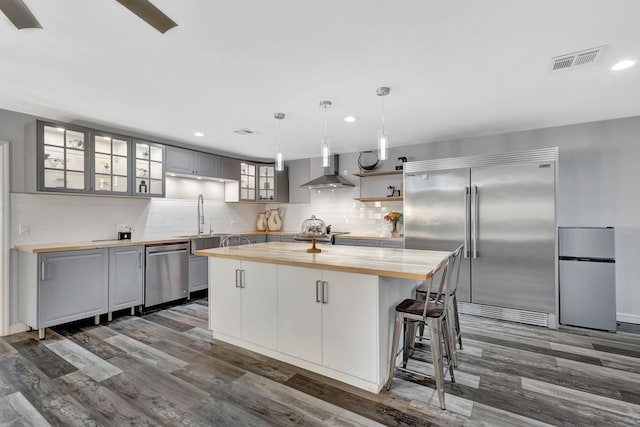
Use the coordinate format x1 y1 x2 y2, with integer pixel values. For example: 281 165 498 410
18 224 30 235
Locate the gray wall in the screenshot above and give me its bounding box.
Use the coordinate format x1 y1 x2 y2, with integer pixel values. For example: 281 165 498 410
2 108 639 323
384 117 640 322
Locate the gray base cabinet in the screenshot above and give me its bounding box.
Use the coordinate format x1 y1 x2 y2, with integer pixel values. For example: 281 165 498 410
18 248 109 339
189 255 208 293
335 238 404 248
109 246 144 313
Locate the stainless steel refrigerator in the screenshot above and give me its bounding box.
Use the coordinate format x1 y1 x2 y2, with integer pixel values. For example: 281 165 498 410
404 148 557 321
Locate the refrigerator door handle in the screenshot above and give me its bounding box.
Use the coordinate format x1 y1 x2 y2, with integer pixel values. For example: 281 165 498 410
464 186 470 258
473 185 479 259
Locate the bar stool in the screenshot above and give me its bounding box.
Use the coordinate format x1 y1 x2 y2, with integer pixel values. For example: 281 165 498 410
385 252 456 410
416 244 464 367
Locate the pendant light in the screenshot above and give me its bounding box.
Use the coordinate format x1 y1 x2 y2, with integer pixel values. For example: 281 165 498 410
376 87 390 161
274 112 285 171
320 100 332 167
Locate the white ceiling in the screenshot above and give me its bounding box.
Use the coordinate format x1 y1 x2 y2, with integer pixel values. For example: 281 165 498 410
1 0 640 161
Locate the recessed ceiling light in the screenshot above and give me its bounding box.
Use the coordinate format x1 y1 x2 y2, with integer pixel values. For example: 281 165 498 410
611 60 635 71
194 131 205 137
344 116 357 123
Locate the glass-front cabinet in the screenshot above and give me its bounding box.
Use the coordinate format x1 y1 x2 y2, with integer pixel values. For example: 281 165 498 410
31 120 165 197
226 161 288 203
92 133 130 194
239 161 256 201
41 123 89 192
133 140 164 197
258 164 275 201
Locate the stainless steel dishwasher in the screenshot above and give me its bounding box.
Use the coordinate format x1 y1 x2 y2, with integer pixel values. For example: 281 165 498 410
145 242 189 307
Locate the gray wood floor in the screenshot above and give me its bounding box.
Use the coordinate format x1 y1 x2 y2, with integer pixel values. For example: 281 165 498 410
1 298 639 426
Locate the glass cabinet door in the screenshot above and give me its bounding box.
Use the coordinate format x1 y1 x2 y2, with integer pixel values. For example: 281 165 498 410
258 164 275 201
92 134 130 194
134 141 164 196
42 124 88 191
239 162 256 201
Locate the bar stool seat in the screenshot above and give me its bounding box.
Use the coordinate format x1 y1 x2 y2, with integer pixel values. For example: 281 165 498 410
416 244 464 367
385 253 456 410
396 299 444 317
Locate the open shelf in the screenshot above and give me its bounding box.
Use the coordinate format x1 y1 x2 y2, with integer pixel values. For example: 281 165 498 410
354 196 403 202
354 170 403 177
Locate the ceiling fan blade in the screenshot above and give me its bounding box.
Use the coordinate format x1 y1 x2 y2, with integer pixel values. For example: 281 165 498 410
0 0 42 29
115 0 177 34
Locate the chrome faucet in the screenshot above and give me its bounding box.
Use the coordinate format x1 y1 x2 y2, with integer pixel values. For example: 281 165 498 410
197 194 205 236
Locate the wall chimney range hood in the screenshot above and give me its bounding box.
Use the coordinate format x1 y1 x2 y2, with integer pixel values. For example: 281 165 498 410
300 155 355 189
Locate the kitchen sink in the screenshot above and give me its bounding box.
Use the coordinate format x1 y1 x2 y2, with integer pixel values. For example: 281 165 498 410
184 235 222 254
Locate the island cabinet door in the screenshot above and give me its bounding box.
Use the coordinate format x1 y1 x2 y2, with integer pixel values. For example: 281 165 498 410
240 261 278 350
321 270 379 383
209 257 242 338
277 265 323 365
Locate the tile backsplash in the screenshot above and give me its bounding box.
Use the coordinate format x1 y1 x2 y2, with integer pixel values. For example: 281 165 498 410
10 177 260 246
10 175 403 246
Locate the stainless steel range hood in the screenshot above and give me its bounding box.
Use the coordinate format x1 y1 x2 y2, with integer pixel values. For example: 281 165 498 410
300 155 355 189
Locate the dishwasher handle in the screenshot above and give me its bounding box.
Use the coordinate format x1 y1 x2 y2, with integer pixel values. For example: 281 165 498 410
147 249 187 256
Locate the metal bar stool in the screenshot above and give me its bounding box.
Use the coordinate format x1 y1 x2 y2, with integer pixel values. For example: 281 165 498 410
416 244 464 367
385 252 456 410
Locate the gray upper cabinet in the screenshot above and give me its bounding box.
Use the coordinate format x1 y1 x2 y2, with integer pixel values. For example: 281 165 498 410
167 145 237 180
132 139 165 197
91 132 132 195
109 246 144 312
166 146 196 175
226 161 288 203
26 120 165 197
27 120 91 193
195 152 219 176
220 157 240 181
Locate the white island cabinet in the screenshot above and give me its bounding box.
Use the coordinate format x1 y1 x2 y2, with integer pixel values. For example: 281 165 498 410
209 258 278 350
199 242 450 393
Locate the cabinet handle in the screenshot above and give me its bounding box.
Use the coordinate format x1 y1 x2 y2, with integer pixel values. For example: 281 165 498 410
138 252 142 268
235 269 241 287
240 269 246 288
40 262 45 281
315 280 322 302
322 281 328 304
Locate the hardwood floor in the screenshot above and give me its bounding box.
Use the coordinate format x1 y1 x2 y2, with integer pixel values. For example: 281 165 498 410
1 298 639 426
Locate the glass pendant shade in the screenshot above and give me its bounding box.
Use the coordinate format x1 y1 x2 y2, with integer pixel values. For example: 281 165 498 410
376 87 391 162
319 100 332 168
321 141 330 167
274 112 285 171
378 129 388 161
276 150 284 171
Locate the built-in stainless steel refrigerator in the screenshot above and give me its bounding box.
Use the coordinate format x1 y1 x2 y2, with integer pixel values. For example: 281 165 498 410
404 148 557 324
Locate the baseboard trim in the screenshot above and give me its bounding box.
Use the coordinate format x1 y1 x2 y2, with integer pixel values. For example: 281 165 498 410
6 323 28 336
617 313 640 325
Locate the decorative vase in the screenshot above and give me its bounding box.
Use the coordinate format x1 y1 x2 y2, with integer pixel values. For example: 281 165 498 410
267 209 282 231
390 221 399 238
257 212 267 231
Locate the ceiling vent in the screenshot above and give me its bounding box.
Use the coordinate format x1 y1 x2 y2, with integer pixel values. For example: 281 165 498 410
550 46 606 72
233 128 255 135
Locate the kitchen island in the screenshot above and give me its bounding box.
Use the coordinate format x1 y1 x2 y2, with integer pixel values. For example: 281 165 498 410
195 242 450 393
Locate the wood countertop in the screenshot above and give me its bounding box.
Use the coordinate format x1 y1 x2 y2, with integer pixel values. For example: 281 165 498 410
195 242 448 281
14 237 193 254
237 231 297 236
334 233 404 241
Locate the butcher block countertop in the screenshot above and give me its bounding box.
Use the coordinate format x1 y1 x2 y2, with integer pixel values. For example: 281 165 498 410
14 237 192 254
334 233 404 241
196 242 449 281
